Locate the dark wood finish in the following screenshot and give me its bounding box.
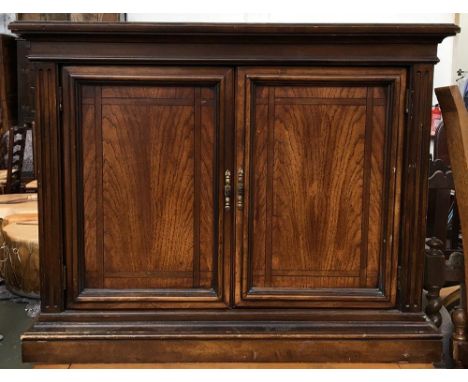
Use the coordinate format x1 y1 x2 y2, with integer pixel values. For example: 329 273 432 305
61 66 233 309
9 23 458 65
398 64 436 313
22 338 441 364
423 238 465 328
10 22 458 364
428 126 463 254
4 124 27 193
435 85 468 368
235 67 405 308
16 39 36 179
34 362 434 368
433 122 450 165
9 22 458 39
427 159 455 248
35 62 64 312
17 39 35 127
0 34 17 136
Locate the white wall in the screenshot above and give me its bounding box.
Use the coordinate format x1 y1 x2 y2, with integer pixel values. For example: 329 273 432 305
453 13 468 80
128 12 458 104
0 13 15 35
127 12 454 23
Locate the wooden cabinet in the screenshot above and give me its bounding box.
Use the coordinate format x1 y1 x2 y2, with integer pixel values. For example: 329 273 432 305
10 22 459 364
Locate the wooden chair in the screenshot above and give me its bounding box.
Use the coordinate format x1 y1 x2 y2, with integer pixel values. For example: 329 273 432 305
0 34 18 193
427 159 461 252
433 121 451 165
0 124 27 193
435 85 468 367
430 119 463 252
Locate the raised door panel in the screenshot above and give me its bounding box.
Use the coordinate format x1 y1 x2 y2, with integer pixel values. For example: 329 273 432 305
235 67 406 308
62 66 233 309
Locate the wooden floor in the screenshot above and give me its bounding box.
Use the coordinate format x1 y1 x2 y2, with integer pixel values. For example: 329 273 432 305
34 362 434 369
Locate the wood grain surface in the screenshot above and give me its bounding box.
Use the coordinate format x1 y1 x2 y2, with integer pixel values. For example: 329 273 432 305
235 67 406 307
83 84 215 289
34 362 434 369
60 66 233 308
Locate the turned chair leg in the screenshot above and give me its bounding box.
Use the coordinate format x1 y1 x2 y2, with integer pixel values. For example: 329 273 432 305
451 282 467 367
424 237 446 327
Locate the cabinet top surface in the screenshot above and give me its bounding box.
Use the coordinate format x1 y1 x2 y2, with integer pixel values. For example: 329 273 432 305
9 21 459 39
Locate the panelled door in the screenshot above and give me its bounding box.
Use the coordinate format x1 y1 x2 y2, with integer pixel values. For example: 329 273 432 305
61 66 233 309
235 67 406 308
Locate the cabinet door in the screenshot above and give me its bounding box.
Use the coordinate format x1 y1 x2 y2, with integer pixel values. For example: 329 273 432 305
235 67 406 308
62 66 233 309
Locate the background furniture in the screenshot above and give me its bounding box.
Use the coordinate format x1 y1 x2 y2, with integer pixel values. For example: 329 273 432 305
426 158 459 252
0 34 18 190
10 22 458 364
1 213 39 297
14 14 124 183
16 13 123 22
0 193 38 297
0 34 16 137
435 85 468 368
4 124 27 193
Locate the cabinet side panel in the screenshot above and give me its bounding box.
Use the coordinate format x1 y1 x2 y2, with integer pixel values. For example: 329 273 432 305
399 64 434 311
35 63 64 312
